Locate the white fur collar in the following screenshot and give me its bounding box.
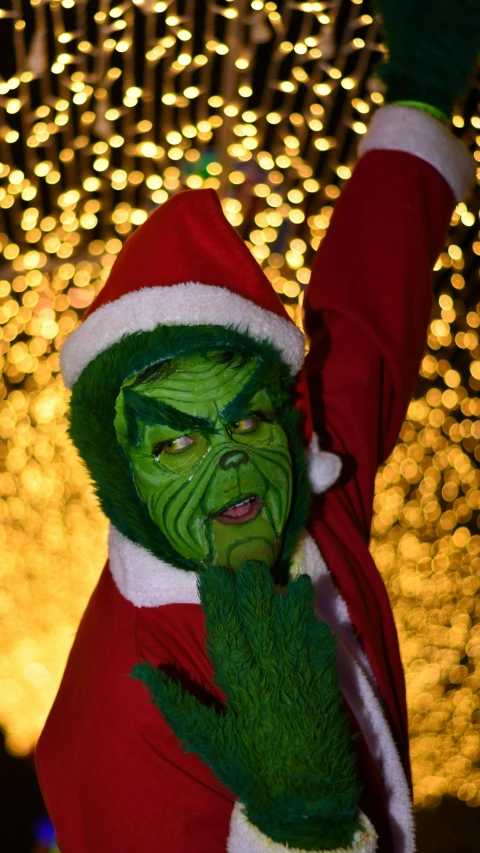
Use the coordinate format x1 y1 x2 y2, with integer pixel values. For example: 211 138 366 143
108 526 199 607
108 526 414 853
108 525 330 608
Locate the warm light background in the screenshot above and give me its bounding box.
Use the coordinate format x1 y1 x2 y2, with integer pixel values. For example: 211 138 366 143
0 0 479 812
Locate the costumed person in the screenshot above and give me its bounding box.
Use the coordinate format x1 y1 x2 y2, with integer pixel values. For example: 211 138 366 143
36 3 480 851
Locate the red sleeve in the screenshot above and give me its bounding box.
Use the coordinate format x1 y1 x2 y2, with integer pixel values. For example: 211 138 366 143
304 149 455 536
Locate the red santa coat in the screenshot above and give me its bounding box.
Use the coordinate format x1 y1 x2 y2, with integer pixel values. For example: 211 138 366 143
36 106 473 853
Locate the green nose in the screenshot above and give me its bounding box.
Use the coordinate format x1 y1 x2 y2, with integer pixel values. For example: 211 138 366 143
219 450 249 470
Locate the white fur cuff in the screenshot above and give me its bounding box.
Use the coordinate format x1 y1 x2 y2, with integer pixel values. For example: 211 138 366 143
227 803 378 853
358 105 475 202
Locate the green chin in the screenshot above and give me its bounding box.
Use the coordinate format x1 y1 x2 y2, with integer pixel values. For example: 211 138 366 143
207 501 281 570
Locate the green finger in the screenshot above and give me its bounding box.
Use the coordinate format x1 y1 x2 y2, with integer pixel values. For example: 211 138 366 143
197 564 254 703
282 573 316 626
305 621 344 722
306 620 337 681
275 574 316 665
235 560 278 662
132 663 218 758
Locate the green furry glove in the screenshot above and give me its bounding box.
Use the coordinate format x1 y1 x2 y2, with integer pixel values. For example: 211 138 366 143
377 0 480 117
133 561 361 851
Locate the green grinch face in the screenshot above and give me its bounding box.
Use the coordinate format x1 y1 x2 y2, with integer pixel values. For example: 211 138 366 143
114 352 293 570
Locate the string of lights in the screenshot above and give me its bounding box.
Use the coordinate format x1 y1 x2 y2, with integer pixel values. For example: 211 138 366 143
0 0 479 812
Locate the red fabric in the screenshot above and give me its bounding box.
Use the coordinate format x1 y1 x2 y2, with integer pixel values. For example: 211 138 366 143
36 149 455 852
305 149 454 775
36 568 235 853
294 370 314 443
86 188 289 322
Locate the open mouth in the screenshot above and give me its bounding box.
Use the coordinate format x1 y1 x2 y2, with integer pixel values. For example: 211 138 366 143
212 495 262 525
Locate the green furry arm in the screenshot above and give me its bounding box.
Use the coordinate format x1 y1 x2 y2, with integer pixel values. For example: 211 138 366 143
377 0 480 117
133 561 361 851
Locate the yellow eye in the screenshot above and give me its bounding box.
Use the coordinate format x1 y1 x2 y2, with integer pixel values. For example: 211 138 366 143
153 435 195 457
230 415 258 433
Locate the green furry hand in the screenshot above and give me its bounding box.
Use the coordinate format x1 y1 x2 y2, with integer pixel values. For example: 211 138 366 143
377 0 480 116
133 561 361 851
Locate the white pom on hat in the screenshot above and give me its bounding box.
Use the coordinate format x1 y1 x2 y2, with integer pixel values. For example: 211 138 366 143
307 433 342 494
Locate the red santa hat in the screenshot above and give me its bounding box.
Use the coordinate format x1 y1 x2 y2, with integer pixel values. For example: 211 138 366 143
60 188 340 493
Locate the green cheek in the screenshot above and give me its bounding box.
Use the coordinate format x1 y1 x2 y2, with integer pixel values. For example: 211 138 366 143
131 451 213 562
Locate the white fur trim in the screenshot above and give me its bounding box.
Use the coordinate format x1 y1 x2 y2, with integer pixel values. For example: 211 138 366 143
108 527 199 607
336 648 413 853
290 534 414 853
227 803 377 853
60 282 305 388
108 529 413 852
358 105 475 202
307 433 342 493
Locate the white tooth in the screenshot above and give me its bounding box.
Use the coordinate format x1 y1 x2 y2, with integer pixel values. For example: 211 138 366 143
227 497 255 511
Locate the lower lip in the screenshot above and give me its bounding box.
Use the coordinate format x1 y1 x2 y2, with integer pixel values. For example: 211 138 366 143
213 497 262 525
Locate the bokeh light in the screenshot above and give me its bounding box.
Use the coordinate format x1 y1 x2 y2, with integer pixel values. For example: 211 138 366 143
0 0 479 812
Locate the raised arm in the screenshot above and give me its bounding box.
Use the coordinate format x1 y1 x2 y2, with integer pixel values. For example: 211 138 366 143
304 0 480 536
304 113 473 534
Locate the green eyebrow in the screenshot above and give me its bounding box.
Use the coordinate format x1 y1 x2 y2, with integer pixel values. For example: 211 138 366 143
122 388 215 447
220 365 286 423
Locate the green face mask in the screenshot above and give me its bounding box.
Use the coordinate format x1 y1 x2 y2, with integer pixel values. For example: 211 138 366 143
114 352 293 570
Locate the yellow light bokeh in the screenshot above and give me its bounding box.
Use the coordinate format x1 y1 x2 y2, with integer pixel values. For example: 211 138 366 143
0 0 479 814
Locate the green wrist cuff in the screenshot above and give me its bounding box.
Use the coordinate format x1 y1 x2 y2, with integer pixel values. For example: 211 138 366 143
391 100 450 125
